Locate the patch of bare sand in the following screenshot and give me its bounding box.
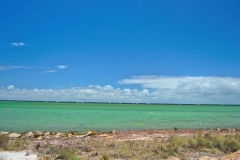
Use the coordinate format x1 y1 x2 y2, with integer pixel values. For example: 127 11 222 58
0 150 37 160
224 150 240 160
114 129 239 141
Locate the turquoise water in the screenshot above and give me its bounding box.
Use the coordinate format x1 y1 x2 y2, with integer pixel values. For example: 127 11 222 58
0 101 240 132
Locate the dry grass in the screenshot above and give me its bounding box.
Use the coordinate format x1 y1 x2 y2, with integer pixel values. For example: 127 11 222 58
0 135 9 150
37 133 240 159
2 133 240 159
75 134 239 159
0 135 28 151
55 149 83 160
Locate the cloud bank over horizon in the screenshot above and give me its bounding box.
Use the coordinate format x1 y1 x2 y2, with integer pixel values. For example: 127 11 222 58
0 85 150 103
1 76 240 104
119 76 240 104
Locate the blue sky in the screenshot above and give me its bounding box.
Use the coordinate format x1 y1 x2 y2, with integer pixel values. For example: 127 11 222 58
0 0 240 103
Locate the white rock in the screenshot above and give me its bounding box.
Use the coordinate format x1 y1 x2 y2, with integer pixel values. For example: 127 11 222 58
8 133 21 138
44 132 50 136
34 131 44 137
0 131 9 135
37 136 44 140
25 132 33 137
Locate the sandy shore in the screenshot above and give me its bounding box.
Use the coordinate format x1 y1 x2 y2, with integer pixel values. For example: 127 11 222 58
113 129 240 140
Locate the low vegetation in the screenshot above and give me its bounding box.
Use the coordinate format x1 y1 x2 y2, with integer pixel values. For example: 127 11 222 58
1 133 240 159
37 133 240 159
55 149 82 160
0 135 28 151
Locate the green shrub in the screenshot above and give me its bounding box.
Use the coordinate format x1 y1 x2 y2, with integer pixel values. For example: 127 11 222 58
99 154 110 160
0 135 9 150
8 138 28 151
55 149 82 160
0 135 28 151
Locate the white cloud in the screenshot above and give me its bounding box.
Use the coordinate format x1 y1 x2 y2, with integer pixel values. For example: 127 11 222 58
57 65 67 69
0 65 67 72
1 76 240 104
43 65 67 73
44 70 57 73
119 76 240 104
10 42 26 47
0 85 151 103
7 85 14 90
0 66 31 71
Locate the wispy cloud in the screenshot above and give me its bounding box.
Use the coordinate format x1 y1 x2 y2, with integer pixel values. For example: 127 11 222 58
0 64 68 73
44 70 58 73
0 65 32 71
44 65 68 73
57 65 67 69
10 42 26 47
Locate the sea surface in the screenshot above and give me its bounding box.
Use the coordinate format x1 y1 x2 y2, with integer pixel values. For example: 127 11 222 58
0 101 239 132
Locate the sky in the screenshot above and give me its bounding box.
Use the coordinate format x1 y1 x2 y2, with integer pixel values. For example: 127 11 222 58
0 0 240 104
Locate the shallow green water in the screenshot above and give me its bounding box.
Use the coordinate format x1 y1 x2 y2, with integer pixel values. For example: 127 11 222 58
0 101 239 132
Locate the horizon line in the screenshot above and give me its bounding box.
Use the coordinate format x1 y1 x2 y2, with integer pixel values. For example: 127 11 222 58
1 100 240 106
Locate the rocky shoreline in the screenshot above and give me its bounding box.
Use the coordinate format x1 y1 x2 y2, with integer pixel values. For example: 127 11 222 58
0 130 115 140
1 128 240 141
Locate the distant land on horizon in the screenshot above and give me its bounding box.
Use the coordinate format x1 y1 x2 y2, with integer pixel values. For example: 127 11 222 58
1 100 240 106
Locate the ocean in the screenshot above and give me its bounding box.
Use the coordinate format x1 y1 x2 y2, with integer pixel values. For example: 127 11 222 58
0 101 239 132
